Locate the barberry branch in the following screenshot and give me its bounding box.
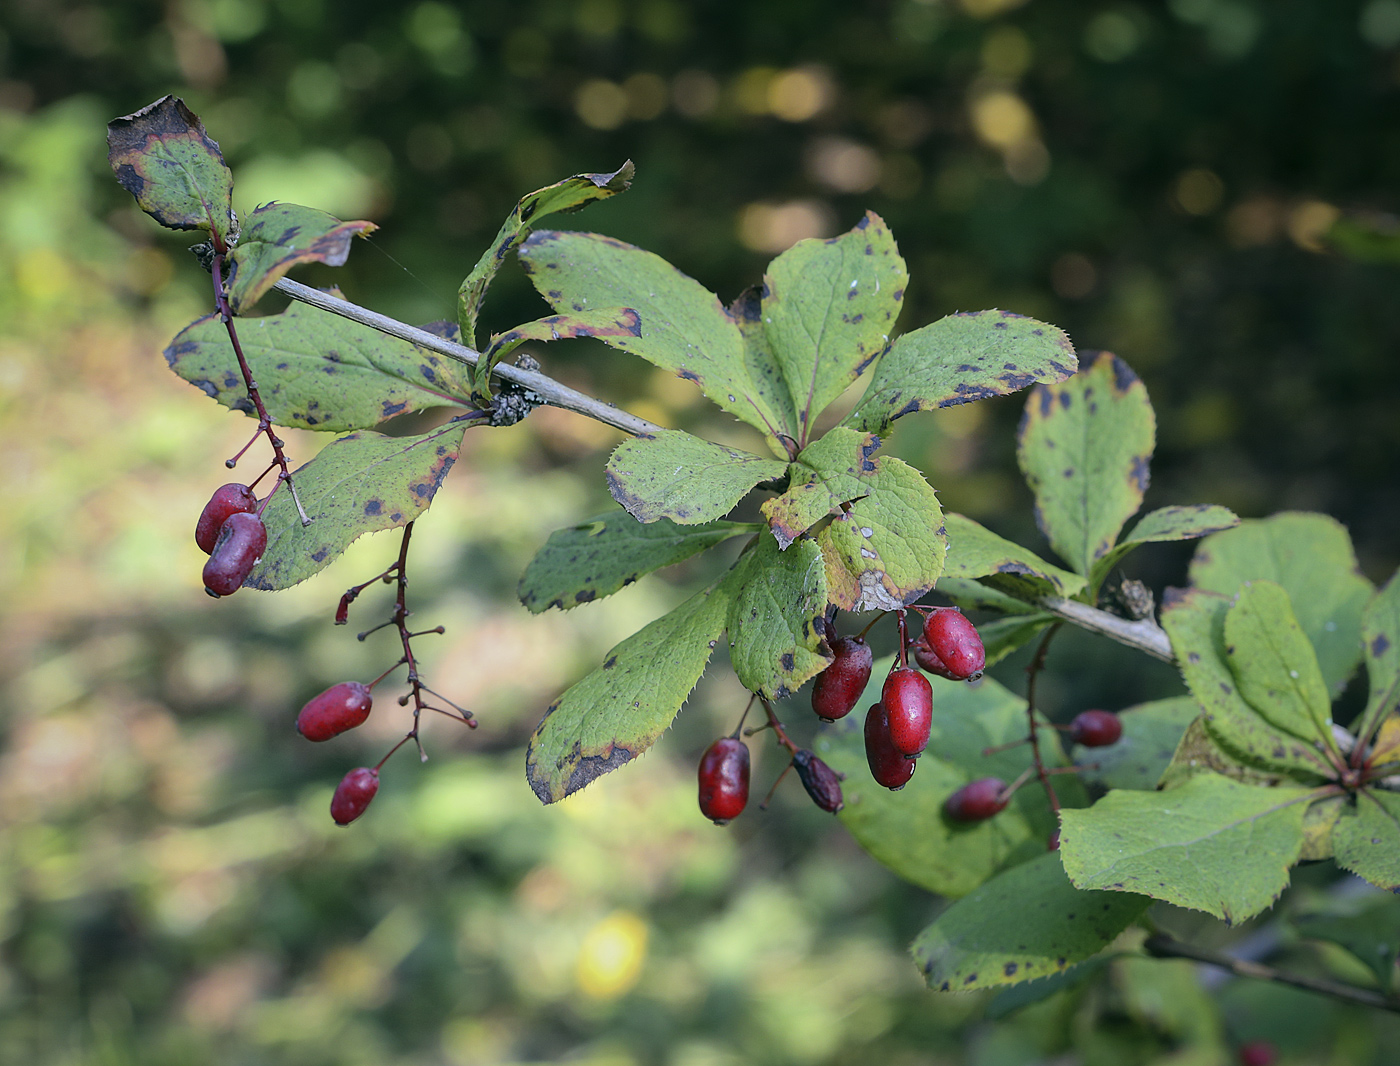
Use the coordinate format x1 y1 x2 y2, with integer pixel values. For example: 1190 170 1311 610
1024 623 1064 819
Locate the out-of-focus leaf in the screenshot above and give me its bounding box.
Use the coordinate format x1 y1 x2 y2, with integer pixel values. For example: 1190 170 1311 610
1157 716 1295 790
1292 892 1400 991
224 202 376 313
1075 697 1199 792
1356 569 1400 745
941 512 1086 599
518 511 755 613
761 427 877 548
726 536 829 699
1299 793 1344 861
1017 352 1156 578
977 613 1056 667
1332 789 1400 892
106 95 236 244
1088 504 1239 593
606 431 787 525
247 419 472 590
526 578 730 804
933 578 1041 615
846 310 1076 434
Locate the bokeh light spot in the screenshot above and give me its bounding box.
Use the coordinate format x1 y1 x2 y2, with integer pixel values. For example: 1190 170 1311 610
576 911 649 1000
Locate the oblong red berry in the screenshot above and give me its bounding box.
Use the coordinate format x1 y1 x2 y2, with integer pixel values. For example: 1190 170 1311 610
330 767 379 825
881 667 933 757
1237 1041 1277 1066
196 483 259 554
297 681 374 741
698 737 750 824
1069 709 1123 748
792 749 844 813
944 777 1008 822
922 608 985 681
864 703 916 790
811 636 873 721
910 637 960 681
202 511 267 597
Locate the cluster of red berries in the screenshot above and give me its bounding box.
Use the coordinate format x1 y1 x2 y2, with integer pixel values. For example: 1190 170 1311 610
196 483 267 596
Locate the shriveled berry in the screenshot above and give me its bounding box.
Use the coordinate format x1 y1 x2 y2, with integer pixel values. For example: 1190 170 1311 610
792 749 843 813
881 667 933 757
910 637 960 681
1237 1042 1277 1066
202 511 267 597
698 737 750 824
195 483 259 554
922 607 985 681
330 767 379 825
297 681 373 741
864 703 916 790
944 777 1008 822
811 636 873 721
1069 709 1123 748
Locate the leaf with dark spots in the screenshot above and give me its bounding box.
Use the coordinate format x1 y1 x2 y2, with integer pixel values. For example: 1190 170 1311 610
246 421 472 591
846 310 1075 433
457 161 633 356
1087 503 1239 594
941 512 1085 599
726 537 830 698
364 500 382 516
478 307 642 390
106 96 236 244
761 428 879 547
526 577 732 803
1356 568 1400 743
224 202 376 313
606 430 787 525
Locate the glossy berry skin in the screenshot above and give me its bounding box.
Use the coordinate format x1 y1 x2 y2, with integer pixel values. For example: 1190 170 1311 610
698 737 750 824
910 637 960 681
202 511 267 597
195 483 259 554
1070 709 1123 748
921 608 985 681
881 667 933 757
1237 1042 1277 1066
944 777 1008 822
792 749 844 813
330 767 380 826
811 636 873 721
864 703 916 790
297 682 374 741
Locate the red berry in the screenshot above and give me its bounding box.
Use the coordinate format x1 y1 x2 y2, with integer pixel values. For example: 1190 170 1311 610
864 703 916 790
330 767 379 825
910 637 961 681
944 777 1008 822
922 608 985 681
881 667 932 757
202 511 267 597
698 737 750 824
811 636 873 721
792 749 843 813
196 483 259 554
1070 709 1123 747
1237 1041 1277 1066
297 682 374 741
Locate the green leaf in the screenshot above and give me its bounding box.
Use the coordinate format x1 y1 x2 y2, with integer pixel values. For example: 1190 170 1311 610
605 431 787 525
224 203 377 314
816 456 947 611
941 512 1086 599
1088 504 1240 594
728 285 802 454
1074 697 1200 792
519 230 794 448
1157 716 1299 790
1016 352 1156 578
1356 569 1400 745
1332 789 1400 892
725 537 829 699
518 511 754 613
479 307 641 385
1160 587 1335 780
1189 513 1374 696
1299 793 1345 861
525 578 730 804
760 211 907 443
845 310 1077 434
932 577 1041 615
761 427 878 548
458 161 633 355
1224 580 1334 746
165 300 466 432
910 852 1149 992
976 613 1057 667
817 669 1077 897
107 96 236 245
246 420 471 591
984 957 1112 1019
1059 773 1314 922
1293 892 1400 991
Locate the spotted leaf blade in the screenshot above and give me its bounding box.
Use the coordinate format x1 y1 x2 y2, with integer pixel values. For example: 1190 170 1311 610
1088 504 1239 594
761 427 878 548
224 203 377 313
246 420 471 590
1059 773 1313 922
480 307 642 385
1332 790 1400 892
941 512 1086 599
726 537 829 699
106 96 236 245
606 431 787 525
1017 352 1156 579
760 212 907 444
518 511 755 613
911 852 1149 992
165 299 466 432
526 578 731 804
845 310 1076 434
1354 569 1400 744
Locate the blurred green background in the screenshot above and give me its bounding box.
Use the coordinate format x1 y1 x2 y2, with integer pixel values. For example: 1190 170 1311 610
4 0 1400 1062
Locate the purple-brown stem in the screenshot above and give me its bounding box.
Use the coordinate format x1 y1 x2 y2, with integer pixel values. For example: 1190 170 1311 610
1024 623 1064 817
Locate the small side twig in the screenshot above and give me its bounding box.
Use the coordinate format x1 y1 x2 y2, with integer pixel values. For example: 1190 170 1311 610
1024 623 1064 818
